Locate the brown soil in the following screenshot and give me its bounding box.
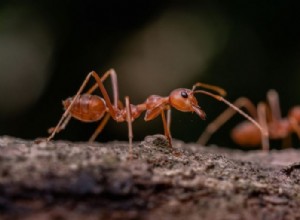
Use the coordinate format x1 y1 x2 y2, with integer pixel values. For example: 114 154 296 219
1 135 300 220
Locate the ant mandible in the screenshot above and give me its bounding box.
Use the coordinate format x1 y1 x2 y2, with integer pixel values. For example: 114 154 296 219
47 69 266 156
198 90 300 151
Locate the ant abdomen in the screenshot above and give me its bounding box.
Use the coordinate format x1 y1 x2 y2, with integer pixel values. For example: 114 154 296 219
231 121 261 146
63 94 107 122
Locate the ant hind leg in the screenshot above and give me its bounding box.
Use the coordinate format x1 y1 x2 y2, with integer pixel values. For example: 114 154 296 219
89 113 111 142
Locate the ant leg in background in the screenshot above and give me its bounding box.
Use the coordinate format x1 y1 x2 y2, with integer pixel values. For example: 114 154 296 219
257 102 269 151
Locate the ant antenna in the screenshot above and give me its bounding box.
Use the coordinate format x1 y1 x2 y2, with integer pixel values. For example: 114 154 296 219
193 90 268 138
192 82 227 96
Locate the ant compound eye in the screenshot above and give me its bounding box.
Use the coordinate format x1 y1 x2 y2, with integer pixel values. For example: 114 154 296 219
181 91 188 98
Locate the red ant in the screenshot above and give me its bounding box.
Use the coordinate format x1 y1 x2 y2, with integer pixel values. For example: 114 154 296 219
198 90 300 151
47 69 266 156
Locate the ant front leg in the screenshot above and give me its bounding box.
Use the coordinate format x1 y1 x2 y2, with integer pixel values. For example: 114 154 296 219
143 95 173 147
161 108 172 147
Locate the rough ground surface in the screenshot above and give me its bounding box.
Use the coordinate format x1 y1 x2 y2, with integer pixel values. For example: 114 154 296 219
1 135 300 220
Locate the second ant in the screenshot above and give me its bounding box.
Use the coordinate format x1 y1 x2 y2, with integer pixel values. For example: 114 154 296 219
198 90 300 151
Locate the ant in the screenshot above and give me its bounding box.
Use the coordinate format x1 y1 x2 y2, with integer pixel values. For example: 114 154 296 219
198 89 300 151
47 69 266 156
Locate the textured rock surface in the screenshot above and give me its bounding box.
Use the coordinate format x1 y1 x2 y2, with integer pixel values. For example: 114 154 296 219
1 135 300 220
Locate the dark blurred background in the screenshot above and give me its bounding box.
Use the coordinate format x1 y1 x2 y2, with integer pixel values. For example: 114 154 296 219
1 1 300 149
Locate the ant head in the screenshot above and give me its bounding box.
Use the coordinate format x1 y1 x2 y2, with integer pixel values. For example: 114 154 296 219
289 106 300 123
169 88 206 119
